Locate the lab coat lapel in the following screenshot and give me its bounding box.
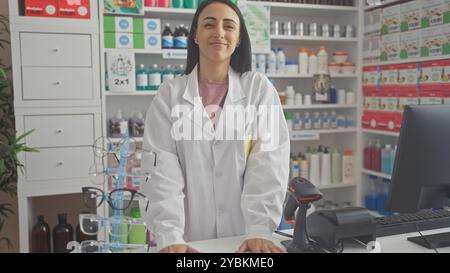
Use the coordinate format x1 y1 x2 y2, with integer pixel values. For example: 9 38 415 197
214 69 246 140
182 65 215 139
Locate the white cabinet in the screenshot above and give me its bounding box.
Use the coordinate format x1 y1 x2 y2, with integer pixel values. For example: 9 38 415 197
9 0 102 252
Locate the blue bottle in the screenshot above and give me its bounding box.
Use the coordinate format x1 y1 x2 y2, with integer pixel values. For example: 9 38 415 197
162 23 174 49
364 176 378 211
329 85 337 104
381 144 392 174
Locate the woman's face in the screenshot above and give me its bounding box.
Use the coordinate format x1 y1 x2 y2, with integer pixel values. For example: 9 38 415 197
195 3 241 64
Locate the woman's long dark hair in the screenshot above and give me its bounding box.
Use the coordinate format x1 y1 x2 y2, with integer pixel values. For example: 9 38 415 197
185 0 252 75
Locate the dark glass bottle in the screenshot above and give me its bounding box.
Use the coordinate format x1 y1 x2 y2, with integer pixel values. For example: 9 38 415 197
52 213 74 253
31 215 51 253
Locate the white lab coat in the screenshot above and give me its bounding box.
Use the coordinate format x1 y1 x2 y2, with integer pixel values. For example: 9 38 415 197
141 65 290 251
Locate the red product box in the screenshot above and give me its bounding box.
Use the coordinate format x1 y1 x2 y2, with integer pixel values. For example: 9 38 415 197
397 91 420 113
419 91 444 105
363 66 380 93
58 0 90 19
380 65 399 92
362 111 379 130
395 112 403 132
442 59 450 92
377 112 397 132
25 0 59 17
397 63 419 93
420 61 443 92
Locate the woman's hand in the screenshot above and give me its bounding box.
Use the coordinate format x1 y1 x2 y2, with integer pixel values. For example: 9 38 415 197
159 244 200 253
236 239 286 253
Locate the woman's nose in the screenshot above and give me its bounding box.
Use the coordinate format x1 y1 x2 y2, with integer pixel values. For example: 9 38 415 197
213 25 225 38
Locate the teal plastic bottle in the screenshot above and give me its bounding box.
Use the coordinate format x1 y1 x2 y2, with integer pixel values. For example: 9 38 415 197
136 64 148 91
128 208 147 245
148 64 161 91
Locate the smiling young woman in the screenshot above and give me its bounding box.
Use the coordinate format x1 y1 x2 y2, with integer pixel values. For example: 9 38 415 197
141 0 290 254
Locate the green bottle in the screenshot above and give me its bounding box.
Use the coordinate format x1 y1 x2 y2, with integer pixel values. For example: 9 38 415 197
172 0 183 8
128 208 147 245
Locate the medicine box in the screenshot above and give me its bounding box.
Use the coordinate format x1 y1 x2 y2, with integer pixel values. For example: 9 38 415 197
104 16 133 33
25 0 59 17
400 30 421 59
400 0 421 32
382 5 401 35
421 0 446 27
104 33 133 49
381 33 400 61
58 0 90 19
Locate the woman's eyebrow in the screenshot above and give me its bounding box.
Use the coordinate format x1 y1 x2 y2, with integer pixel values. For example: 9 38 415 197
201 17 238 25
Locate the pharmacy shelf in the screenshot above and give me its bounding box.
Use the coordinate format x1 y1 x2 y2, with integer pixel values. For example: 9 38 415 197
290 128 357 141
318 182 357 191
362 129 400 137
106 48 163 54
362 169 392 180
109 137 144 144
363 0 409 12
105 91 158 96
249 1 358 17
283 104 357 110
144 7 196 20
270 35 358 44
363 55 450 67
266 73 357 79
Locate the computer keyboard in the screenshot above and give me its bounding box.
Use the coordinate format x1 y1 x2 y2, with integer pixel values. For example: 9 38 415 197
375 210 450 237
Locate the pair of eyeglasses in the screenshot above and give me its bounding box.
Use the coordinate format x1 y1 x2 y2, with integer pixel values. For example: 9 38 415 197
67 240 148 253
88 162 152 186
79 213 147 238
82 187 149 212
92 136 157 166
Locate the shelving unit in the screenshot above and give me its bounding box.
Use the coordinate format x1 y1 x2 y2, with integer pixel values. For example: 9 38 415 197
362 129 400 137
8 0 103 252
364 55 450 67
362 169 392 180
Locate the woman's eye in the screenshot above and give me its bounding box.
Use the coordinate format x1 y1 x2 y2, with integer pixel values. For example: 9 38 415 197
204 23 214 28
225 25 235 30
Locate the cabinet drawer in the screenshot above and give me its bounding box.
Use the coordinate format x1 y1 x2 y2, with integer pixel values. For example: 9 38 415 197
24 115 94 148
26 147 93 181
20 33 92 67
22 67 93 100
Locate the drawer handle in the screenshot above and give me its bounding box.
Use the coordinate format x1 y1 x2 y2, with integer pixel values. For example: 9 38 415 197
57 161 64 167
56 129 63 134
54 81 62 86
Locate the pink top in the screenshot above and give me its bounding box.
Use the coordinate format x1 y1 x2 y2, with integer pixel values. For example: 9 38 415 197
198 79 228 128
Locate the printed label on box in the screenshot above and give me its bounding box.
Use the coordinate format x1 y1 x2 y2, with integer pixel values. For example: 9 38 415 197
367 96 381 111
380 96 399 112
400 0 421 32
400 30 421 59
25 0 59 17
382 5 401 35
381 65 399 91
420 92 444 105
144 19 161 34
420 61 443 91
116 33 133 48
381 33 400 61
443 60 450 91
363 66 380 92
421 26 444 57
145 34 162 49
398 63 419 92
116 17 133 33
107 51 136 92
58 0 90 19
421 0 446 27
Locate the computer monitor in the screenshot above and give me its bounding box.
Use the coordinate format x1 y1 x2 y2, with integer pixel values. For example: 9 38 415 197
387 104 450 213
387 104 450 249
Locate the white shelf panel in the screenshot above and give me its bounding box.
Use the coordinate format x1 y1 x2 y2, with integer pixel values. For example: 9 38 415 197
362 129 400 137
362 169 392 180
249 1 358 17
105 91 158 96
364 0 409 11
105 48 163 54
364 55 450 67
318 182 357 190
270 35 358 44
283 104 357 110
109 137 144 144
267 73 357 79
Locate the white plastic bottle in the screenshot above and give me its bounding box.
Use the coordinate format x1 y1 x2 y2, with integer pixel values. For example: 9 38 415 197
286 86 295 105
257 54 266 74
322 112 330 129
298 47 309 75
267 49 277 74
276 48 286 74
136 64 148 91
309 149 321 186
295 93 303 106
342 150 354 184
293 112 302 131
317 46 329 75
321 147 332 186
331 147 342 184
308 50 318 75
148 64 162 91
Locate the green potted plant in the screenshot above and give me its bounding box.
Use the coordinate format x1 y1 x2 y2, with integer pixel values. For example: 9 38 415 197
0 14 38 250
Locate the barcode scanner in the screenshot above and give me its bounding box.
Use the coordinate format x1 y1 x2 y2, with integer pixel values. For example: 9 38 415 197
281 177 325 253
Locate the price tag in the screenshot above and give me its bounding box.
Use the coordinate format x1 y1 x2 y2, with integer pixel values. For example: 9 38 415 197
290 131 320 141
